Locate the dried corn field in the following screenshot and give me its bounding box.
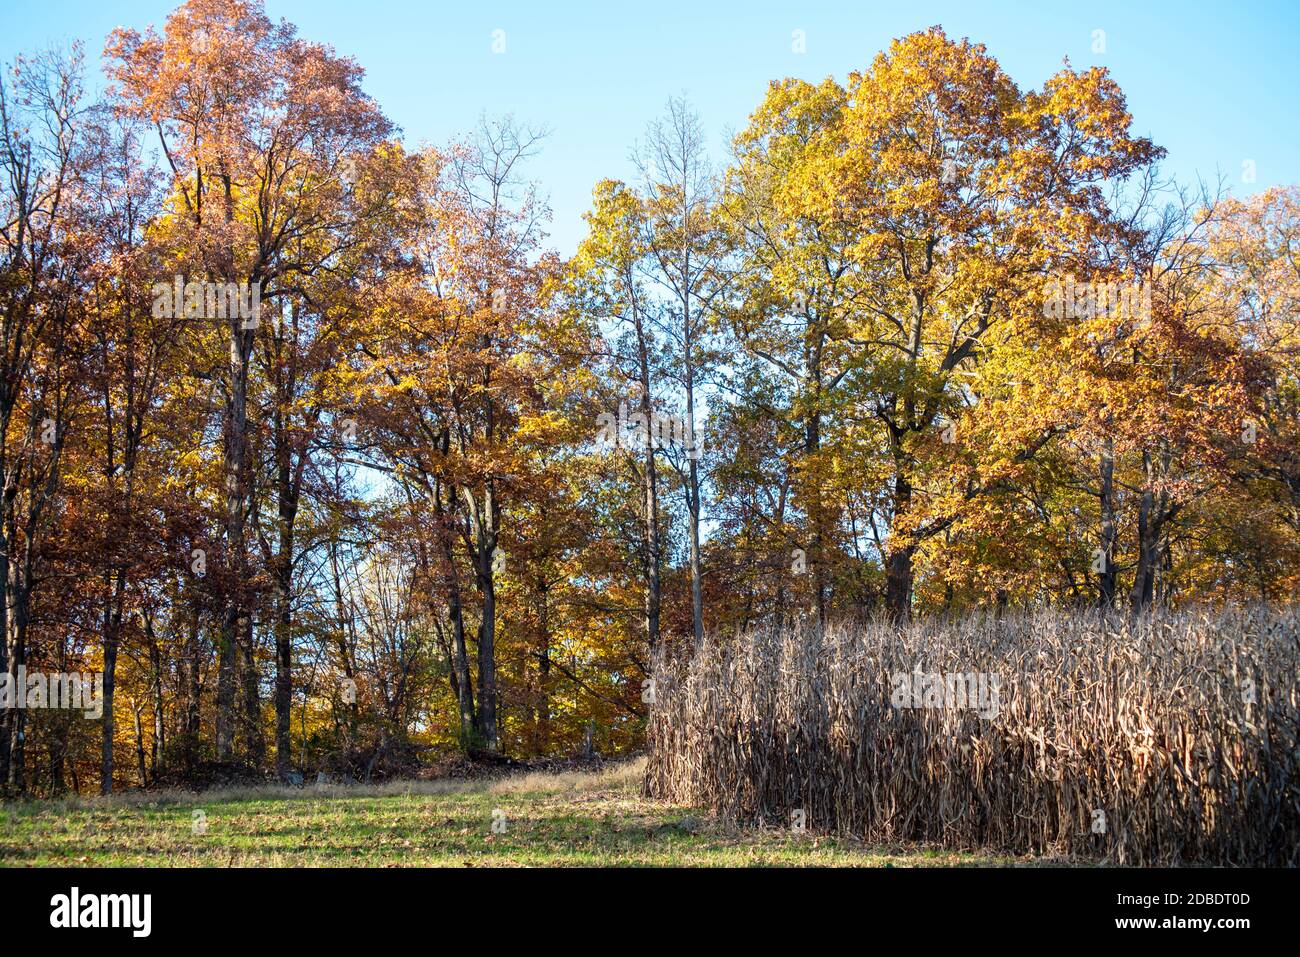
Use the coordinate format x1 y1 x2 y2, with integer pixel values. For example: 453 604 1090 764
644 608 1300 865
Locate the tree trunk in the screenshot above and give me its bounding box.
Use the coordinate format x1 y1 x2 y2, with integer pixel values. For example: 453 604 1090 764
6 550 31 791
885 547 914 623
634 312 662 650
885 471 914 622
239 612 263 764
216 202 257 760
684 365 704 645
436 482 476 746
475 601 498 751
1130 452 1157 613
0 513 10 791
273 490 296 775
100 578 123 795
461 479 499 753
132 698 147 786
1098 442 1118 608
182 607 202 773
274 577 293 775
805 365 827 626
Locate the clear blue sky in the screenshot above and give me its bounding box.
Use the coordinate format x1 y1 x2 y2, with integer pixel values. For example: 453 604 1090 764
4 0 1298 254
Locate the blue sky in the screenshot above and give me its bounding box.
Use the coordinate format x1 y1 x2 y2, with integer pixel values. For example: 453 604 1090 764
3 0 1298 254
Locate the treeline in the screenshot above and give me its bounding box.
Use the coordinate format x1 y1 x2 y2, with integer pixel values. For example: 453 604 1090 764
1 1 1296 795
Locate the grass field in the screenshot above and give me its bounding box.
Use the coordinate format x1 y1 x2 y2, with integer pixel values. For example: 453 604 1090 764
0 759 1026 867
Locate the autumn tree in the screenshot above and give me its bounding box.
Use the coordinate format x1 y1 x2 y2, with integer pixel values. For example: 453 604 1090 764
724 29 1163 619
0 46 96 789
633 98 727 643
106 0 395 761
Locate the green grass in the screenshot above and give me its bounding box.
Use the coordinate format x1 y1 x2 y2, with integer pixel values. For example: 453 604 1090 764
0 759 1030 867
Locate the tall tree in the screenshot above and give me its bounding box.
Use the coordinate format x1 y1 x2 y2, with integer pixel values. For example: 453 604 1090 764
0 46 93 789
634 97 727 643
107 0 393 759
